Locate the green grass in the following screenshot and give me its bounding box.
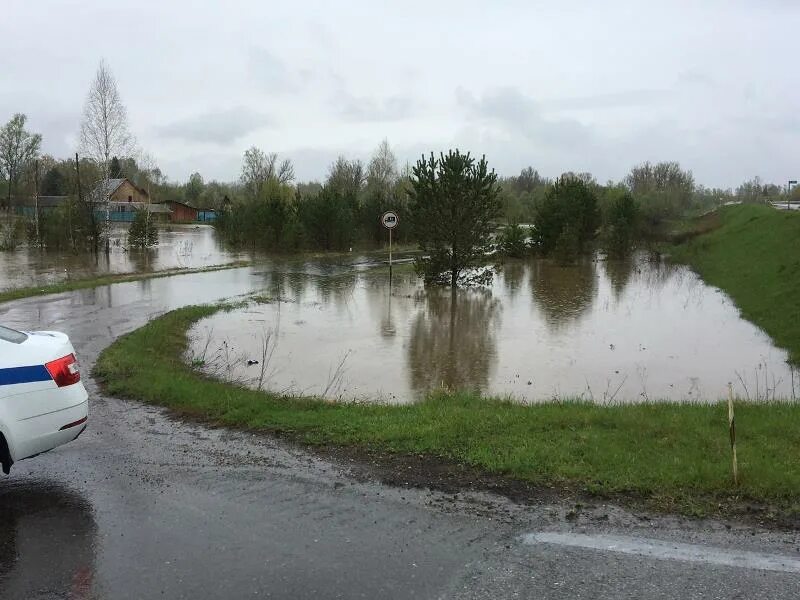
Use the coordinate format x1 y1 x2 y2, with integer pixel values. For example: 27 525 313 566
0 261 251 305
671 204 800 364
94 303 800 520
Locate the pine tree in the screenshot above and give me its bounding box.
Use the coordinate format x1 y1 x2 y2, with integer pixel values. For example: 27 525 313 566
109 156 123 178
128 208 158 248
41 167 66 196
409 150 501 287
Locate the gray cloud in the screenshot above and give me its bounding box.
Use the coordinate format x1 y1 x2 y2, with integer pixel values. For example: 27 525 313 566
156 107 272 144
248 47 305 92
457 87 594 147
677 70 715 87
3 0 800 186
540 89 669 111
338 93 416 122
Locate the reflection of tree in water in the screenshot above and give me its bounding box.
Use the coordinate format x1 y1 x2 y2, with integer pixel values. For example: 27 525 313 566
0 482 97 598
285 272 308 302
407 288 500 396
358 272 419 339
529 257 597 329
603 256 636 302
264 270 311 303
127 247 157 273
636 251 678 290
501 261 526 300
316 272 358 310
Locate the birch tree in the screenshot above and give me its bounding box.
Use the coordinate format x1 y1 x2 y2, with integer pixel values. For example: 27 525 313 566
366 139 398 192
79 61 134 180
241 147 294 197
326 156 365 197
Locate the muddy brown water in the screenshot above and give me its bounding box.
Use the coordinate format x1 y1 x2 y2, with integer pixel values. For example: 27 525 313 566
0 224 247 289
188 252 797 404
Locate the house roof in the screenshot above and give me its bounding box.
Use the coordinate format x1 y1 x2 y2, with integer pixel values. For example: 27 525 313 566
91 178 149 201
166 200 197 210
95 178 126 198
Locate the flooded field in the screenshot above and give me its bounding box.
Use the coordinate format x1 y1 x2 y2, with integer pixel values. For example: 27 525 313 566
0 225 247 289
188 253 797 404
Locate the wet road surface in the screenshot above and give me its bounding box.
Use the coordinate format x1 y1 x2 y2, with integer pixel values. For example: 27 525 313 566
1 267 799 599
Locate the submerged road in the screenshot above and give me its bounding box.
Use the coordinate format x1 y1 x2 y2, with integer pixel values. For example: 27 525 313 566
1 267 798 599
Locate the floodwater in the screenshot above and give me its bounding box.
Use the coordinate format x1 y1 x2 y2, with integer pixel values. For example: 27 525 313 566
188 253 797 404
0 224 247 289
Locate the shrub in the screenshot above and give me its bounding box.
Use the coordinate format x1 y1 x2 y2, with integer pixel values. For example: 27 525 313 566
604 191 639 257
499 222 529 257
0 217 25 251
533 175 599 257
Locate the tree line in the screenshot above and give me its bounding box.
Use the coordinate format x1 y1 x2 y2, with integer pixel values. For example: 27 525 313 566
2 60 797 273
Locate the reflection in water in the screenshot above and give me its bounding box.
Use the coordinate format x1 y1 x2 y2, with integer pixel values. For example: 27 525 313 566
0 481 97 599
187 251 796 403
315 272 358 310
603 257 636 302
501 261 526 300
0 225 248 290
381 286 397 338
127 247 158 273
529 258 597 329
408 289 501 395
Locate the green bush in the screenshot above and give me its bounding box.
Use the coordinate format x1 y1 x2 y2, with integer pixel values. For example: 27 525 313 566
24 199 99 252
604 191 639 257
297 186 357 251
533 176 599 258
499 222 529 257
0 217 25 251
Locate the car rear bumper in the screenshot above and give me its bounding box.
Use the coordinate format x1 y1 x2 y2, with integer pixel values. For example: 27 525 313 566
13 395 89 461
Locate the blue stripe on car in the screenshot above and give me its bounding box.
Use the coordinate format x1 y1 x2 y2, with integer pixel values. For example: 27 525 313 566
0 365 52 386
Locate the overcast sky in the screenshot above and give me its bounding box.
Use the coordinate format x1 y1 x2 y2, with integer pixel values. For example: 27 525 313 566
2 0 798 187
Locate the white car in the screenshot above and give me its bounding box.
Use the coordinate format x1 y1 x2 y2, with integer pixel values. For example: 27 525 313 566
0 325 88 474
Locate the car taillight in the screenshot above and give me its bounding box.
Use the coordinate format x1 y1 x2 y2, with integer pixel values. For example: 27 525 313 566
45 354 81 387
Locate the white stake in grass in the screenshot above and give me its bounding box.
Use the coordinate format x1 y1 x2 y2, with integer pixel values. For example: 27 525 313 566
728 383 738 485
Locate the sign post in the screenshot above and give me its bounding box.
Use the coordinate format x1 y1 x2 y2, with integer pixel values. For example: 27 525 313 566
788 180 797 210
380 211 399 279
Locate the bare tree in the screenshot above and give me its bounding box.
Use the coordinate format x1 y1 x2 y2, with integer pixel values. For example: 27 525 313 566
326 155 365 197
366 139 398 192
0 113 42 209
240 146 294 197
79 60 134 180
625 161 694 224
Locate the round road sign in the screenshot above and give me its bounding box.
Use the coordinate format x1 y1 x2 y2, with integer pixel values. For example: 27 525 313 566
381 211 399 229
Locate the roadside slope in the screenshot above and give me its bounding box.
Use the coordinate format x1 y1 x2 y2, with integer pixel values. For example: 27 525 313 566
671 204 800 364
94 304 800 523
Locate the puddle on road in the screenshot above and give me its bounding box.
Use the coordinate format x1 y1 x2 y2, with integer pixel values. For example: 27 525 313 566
0 224 247 289
0 481 97 597
188 253 797 403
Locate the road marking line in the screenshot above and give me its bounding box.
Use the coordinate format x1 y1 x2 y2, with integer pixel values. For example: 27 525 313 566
522 532 800 573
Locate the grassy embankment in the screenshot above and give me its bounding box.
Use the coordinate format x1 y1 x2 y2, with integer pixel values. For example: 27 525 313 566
95 303 800 521
671 204 800 364
0 261 251 305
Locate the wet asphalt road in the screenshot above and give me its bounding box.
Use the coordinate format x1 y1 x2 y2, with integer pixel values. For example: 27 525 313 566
1 267 799 599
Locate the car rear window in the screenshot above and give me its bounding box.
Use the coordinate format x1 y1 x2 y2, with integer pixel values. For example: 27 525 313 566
0 325 28 344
